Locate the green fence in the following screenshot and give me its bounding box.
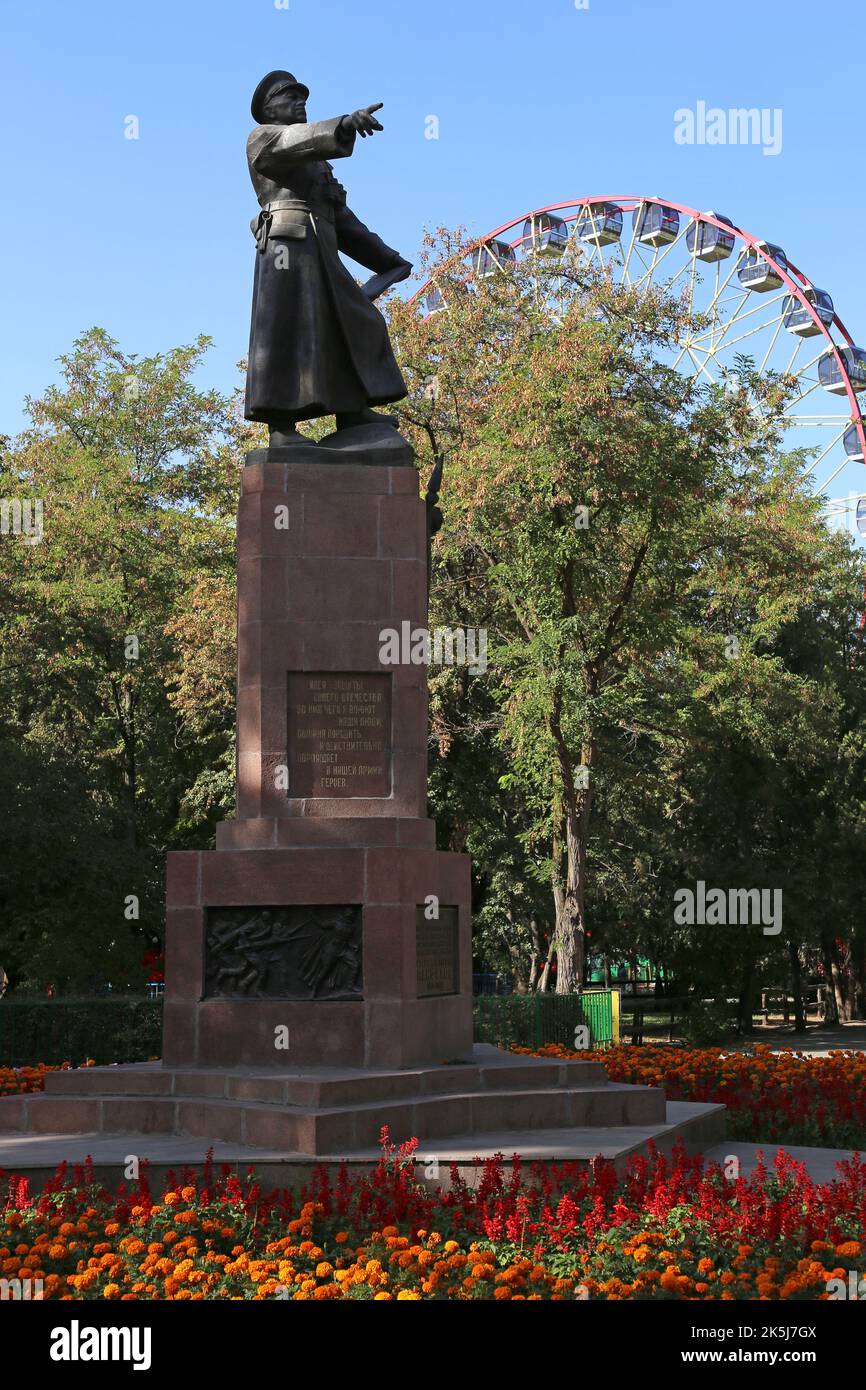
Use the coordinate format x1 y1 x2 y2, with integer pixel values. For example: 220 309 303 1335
0 997 163 1068
473 989 618 1051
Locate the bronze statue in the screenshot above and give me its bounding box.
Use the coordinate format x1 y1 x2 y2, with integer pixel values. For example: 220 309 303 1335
245 70 413 458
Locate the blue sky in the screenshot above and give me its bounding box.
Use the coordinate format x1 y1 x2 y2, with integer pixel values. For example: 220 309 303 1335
2 0 864 446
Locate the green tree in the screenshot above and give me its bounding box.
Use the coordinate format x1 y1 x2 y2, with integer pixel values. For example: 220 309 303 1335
0 329 239 990
389 235 863 999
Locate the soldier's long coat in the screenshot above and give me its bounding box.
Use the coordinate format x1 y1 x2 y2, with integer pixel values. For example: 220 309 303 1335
244 116 408 423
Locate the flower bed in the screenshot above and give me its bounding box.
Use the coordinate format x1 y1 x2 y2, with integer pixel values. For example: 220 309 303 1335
2 1133 865 1300
518 1043 866 1149
0 1063 92 1097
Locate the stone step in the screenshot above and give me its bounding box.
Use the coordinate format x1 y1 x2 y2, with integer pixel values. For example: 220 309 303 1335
3 1081 665 1155
0 1102 728 1196
41 1056 611 1108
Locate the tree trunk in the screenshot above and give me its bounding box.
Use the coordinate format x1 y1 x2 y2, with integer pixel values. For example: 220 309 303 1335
527 917 544 992
553 744 593 995
537 932 556 992
737 954 756 1033
830 952 847 1023
853 936 866 1020
788 941 806 1033
820 934 840 1024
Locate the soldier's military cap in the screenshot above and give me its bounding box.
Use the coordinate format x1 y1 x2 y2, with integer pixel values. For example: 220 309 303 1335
251 70 310 123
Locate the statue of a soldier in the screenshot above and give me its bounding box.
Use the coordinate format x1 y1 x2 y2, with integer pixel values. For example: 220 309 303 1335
245 70 413 458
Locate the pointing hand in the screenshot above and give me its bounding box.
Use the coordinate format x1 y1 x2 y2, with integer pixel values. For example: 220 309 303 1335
347 103 384 137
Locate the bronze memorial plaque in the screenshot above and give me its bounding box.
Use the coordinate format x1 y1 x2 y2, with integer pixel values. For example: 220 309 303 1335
416 907 460 998
204 905 363 1000
287 673 392 798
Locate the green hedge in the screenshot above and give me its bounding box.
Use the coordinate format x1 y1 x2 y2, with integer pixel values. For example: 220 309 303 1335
0 996 163 1068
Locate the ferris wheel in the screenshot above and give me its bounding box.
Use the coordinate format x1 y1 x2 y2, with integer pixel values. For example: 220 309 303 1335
413 196 866 516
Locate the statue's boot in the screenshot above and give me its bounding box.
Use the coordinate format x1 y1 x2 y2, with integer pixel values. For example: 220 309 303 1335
319 410 414 465
269 425 317 448
334 408 400 430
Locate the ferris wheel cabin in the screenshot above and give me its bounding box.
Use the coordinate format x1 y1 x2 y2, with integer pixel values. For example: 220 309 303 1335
737 241 788 292
632 202 680 248
686 212 736 262
422 284 447 316
521 213 569 257
844 423 866 463
782 288 835 337
819 347 866 396
473 238 517 278
575 202 623 246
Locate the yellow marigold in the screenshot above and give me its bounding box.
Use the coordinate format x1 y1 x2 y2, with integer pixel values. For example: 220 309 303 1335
396 1289 421 1300
374 1291 392 1300
103 1284 122 1299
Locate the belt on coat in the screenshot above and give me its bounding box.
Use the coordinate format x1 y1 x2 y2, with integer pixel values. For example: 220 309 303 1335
251 200 335 252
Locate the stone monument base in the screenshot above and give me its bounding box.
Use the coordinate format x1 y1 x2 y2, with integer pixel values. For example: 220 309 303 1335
163 843 472 1071
1 1046 669 1157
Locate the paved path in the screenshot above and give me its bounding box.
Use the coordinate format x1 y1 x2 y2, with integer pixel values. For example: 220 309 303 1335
702 1141 861 1183
732 1022 866 1055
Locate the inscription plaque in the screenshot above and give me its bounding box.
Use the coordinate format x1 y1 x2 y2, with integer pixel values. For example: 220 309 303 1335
287 672 392 798
204 905 363 1000
416 906 460 998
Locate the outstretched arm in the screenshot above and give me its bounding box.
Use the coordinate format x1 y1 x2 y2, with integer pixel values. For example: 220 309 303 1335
249 103 385 179
248 117 356 179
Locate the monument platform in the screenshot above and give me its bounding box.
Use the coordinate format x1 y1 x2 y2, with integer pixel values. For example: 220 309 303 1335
0 1094 727 1194
0 1047 668 1156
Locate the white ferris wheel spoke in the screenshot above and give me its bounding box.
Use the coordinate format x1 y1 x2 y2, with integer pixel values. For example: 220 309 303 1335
691 290 784 357
758 315 785 374
802 425 848 479
619 213 639 286
631 225 691 295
